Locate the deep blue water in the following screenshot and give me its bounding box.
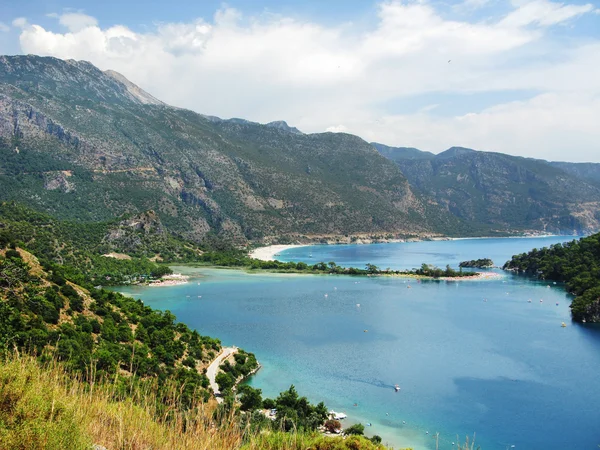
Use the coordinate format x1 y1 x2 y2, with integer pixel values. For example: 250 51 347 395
115 237 600 450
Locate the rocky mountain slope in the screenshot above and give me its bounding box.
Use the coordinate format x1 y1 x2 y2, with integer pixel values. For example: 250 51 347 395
0 55 456 244
373 144 600 234
549 161 600 188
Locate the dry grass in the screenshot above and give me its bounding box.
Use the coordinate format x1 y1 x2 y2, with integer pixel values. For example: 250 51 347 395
0 354 390 450
0 353 244 450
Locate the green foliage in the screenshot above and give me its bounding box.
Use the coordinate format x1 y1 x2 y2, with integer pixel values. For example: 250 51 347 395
0 246 217 411
266 385 329 432
219 350 258 380
216 372 235 392
459 258 494 268
238 385 263 411
504 233 600 322
344 423 365 436
0 202 190 285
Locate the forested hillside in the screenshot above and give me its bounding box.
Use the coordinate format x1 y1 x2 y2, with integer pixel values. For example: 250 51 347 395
374 143 600 235
0 238 386 449
503 233 600 322
0 202 209 285
0 245 220 406
0 55 461 244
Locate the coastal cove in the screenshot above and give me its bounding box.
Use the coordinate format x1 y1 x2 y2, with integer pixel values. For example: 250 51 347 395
115 237 600 450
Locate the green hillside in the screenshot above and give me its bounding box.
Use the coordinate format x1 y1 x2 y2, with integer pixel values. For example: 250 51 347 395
374 144 600 234
0 237 388 449
503 233 600 322
0 55 458 244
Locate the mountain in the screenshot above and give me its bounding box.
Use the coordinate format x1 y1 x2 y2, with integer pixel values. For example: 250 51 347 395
373 143 600 234
371 143 434 162
549 161 600 188
0 55 454 244
265 120 303 134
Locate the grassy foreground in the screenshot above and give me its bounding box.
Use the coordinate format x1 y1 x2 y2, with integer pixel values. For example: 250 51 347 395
0 354 390 450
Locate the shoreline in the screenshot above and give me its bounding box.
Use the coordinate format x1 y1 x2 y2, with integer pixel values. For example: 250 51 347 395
249 244 309 261
249 235 575 262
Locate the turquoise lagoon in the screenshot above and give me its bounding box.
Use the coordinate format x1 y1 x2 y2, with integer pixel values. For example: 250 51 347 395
116 237 600 450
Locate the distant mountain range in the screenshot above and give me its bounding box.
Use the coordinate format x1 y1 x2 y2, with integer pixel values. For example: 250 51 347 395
372 143 600 235
0 55 464 245
0 55 598 243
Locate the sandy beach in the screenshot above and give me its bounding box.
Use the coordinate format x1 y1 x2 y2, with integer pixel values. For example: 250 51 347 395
249 244 309 261
148 273 189 287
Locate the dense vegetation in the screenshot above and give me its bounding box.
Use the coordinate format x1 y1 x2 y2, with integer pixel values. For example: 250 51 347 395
459 258 494 268
503 233 600 322
0 202 218 285
0 245 220 410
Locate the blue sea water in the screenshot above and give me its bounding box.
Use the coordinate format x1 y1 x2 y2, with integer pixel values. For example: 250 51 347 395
115 237 600 450
277 236 576 271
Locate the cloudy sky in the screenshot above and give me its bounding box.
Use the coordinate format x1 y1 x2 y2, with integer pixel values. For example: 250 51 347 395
2 0 599 161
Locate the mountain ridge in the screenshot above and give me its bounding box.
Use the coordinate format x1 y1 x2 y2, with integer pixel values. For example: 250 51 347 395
373 142 600 234
0 55 458 244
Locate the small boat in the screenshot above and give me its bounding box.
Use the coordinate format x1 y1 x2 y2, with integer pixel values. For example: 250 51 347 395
363 329 368 333
394 384 400 392
324 294 328 298
561 322 567 327
528 299 532 303
329 411 347 420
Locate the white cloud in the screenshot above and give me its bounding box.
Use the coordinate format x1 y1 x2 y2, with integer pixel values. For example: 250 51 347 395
0 22 9 33
56 12 98 32
14 0 600 162
501 0 594 27
12 17 28 29
326 125 348 133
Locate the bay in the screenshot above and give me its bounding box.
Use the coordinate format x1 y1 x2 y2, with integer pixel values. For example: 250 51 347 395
115 237 600 450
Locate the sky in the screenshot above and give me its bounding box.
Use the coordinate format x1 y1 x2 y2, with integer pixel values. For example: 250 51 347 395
1 0 600 162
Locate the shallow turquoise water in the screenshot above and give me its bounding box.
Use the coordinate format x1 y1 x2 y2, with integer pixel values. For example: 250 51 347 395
116 238 600 450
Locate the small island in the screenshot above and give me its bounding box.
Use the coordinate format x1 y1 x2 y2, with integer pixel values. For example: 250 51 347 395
459 258 494 268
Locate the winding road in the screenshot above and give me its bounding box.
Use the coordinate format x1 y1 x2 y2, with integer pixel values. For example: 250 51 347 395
206 346 238 403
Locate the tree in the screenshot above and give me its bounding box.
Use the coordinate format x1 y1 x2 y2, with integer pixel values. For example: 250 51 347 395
215 372 235 392
365 263 379 274
324 419 342 433
262 398 276 409
344 423 365 436
238 385 263 411
370 435 382 444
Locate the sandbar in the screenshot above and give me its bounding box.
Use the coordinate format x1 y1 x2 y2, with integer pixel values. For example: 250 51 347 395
249 244 309 261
